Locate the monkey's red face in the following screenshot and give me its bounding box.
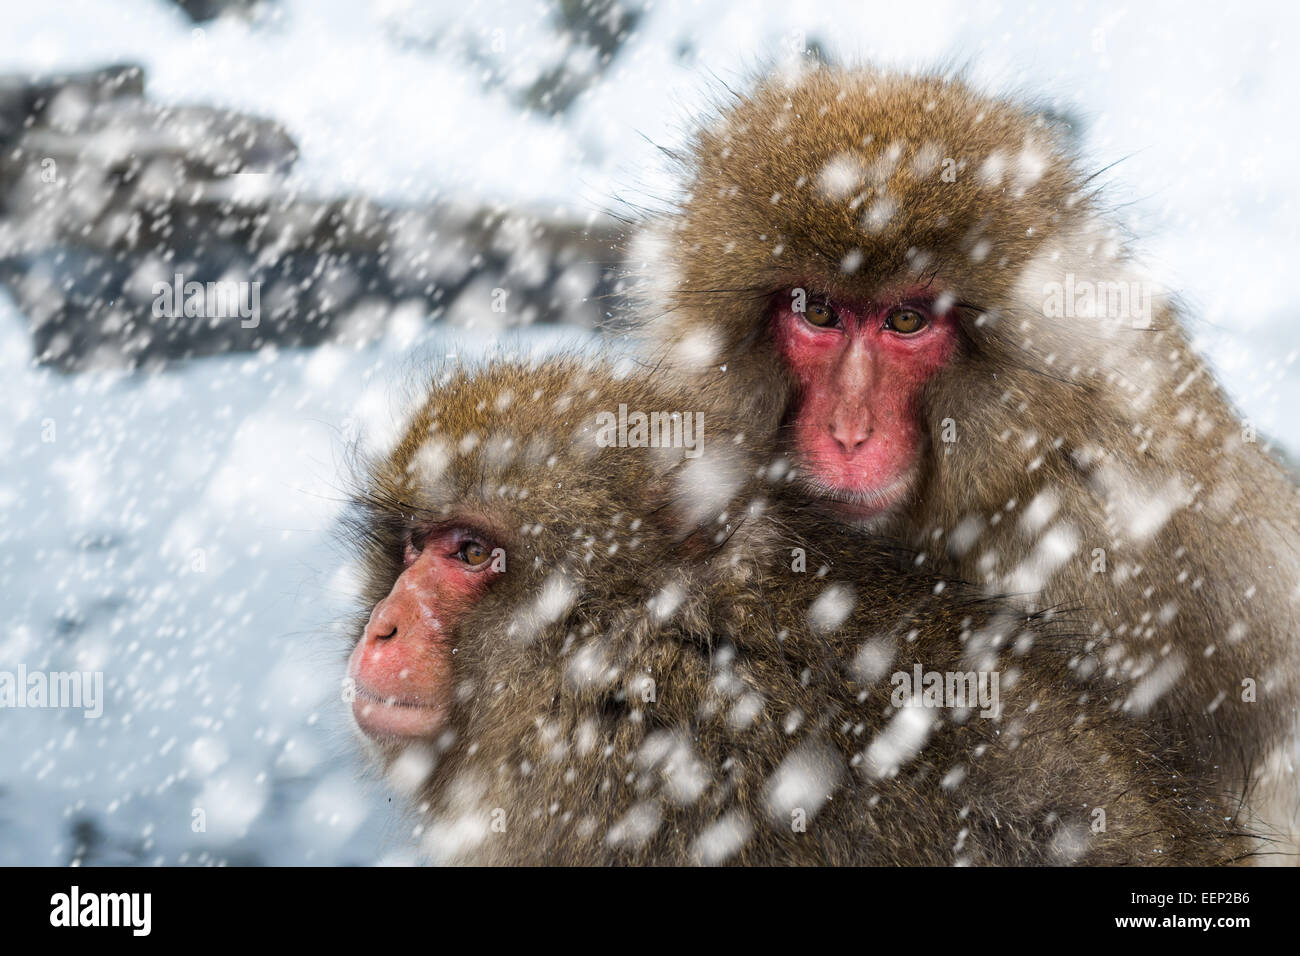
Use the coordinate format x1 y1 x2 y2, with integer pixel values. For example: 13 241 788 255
347 525 503 740
772 291 957 521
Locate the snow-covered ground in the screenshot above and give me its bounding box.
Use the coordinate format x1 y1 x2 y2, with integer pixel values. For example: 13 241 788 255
0 290 594 865
1 0 1297 864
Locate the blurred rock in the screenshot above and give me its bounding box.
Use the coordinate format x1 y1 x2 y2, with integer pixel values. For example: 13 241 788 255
0 64 143 144
21 98 299 180
522 0 643 115
0 64 628 372
171 0 272 23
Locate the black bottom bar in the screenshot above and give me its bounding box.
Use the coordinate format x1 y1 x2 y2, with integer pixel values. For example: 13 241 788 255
0 865 1277 942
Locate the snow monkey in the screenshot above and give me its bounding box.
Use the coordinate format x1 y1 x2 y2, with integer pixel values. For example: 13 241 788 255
341 357 1240 865
634 65 1300 859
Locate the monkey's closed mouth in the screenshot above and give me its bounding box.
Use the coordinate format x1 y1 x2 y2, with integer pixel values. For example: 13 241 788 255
351 682 447 740
353 685 436 710
803 468 916 516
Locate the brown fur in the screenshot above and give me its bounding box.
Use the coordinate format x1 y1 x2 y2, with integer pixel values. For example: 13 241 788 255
635 64 1300 858
344 357 1241 865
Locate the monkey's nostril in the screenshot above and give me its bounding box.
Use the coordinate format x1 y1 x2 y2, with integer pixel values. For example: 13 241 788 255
829 423 870 454
377 626 397 641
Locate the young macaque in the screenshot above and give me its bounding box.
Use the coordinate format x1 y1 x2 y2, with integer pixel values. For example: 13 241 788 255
342 358 1238 865
635 64 1300 856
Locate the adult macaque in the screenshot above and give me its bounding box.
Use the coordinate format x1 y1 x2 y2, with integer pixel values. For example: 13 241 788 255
636 65 1300 855
342 358 1236 865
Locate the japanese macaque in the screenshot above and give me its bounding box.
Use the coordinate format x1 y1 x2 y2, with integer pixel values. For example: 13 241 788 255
634 65 1300 858
342 357 1239 865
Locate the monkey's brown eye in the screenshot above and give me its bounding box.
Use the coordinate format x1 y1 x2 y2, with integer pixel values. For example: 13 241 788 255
457 540 491 567
803 300 839 328
885 308 929 334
